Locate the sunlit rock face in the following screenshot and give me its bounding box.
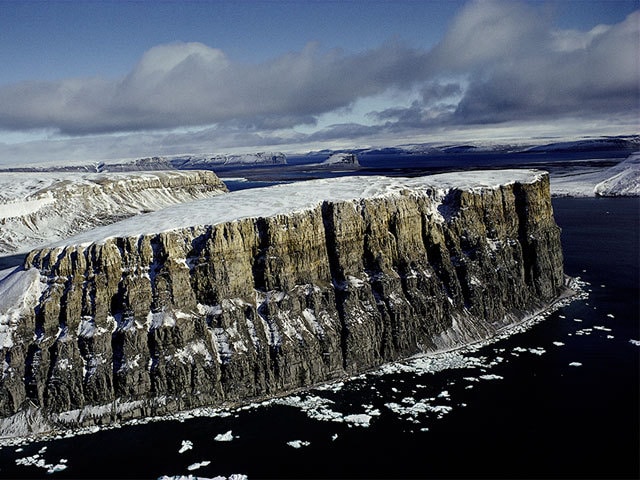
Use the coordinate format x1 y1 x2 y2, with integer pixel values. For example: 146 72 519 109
0 170 564 434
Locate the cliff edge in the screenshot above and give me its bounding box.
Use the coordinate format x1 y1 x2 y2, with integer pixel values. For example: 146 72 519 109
0 170 565 436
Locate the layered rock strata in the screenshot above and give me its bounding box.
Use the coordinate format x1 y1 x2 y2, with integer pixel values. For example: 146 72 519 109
0 170 565 433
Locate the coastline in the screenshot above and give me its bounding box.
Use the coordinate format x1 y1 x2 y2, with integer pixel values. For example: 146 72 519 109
0 276 585 446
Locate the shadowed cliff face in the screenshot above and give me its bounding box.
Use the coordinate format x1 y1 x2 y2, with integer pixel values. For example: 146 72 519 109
0 173 564 433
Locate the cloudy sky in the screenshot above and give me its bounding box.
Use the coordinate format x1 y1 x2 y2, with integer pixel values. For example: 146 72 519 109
0 0 638 165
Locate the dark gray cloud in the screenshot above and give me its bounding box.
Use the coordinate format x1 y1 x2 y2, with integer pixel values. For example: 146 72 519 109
371 1 639 130
0 41 428 135
0 0 637 158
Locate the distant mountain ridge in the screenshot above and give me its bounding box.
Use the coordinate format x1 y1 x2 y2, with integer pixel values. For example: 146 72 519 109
0 152 287 173
169 152 287 169
325 134 640 157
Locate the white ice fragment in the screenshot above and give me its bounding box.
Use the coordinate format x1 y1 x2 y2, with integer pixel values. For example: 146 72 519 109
343 414 373 427
607 313 615 319
187 460 211 471
178 440 193 453
331 434 338 441
569 362 582 367
573 318 583 322
593 325 612 332
552 341 565 346
214 430 235 442
479 374 503 380
287 440 310 448
47 463 68 474
629 339 640 346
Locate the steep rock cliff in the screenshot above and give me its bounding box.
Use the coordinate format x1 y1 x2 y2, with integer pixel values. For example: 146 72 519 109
0 170 565 433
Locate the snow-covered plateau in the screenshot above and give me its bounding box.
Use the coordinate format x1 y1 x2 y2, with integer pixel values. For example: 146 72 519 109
42 169 545 247
0 170 227 255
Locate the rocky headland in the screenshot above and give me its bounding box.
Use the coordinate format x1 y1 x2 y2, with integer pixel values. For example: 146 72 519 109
0 170 566 437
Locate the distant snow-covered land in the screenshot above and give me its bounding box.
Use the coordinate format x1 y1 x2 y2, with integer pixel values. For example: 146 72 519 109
0 170 227 255
0 152 287 172
169 152 287 168
551 152 639 197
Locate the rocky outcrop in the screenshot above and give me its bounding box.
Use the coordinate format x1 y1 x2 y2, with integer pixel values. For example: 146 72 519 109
0 170 228 255
0 171 565 434
322 153 360 167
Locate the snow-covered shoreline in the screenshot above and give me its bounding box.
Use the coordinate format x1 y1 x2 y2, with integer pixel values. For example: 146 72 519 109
0 276 586 447
550 152 639 197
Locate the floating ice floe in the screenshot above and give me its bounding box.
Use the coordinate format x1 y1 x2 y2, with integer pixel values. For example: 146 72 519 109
15 453 68 474
569 362 583 367
385 400 453 420
629 339 640 346
186 460 211 471
275 395 342 423
575 328 593 336
593 325 612 332
511 346 544 356
314 381 344 392
287 440 310 449
529 348 546 356
178 440 193 453
343 414 374 427
552 341 565 346
214 430 235 442
607 313 615 319
478 374 503 381
159 474 247 480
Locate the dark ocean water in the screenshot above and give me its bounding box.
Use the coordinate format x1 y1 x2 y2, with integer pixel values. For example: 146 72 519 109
0 176 638 479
